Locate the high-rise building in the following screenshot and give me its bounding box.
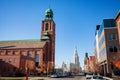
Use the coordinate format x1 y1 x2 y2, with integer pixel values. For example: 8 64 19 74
0 8 55 76
74 47 80 72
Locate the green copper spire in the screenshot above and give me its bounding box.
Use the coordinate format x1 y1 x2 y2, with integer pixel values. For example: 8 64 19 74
41 32 50 40
45 8 53 20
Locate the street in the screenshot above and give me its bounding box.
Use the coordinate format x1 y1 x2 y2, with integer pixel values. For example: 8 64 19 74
48 76 86 80
29 76 86 80
1 75 120 80
29 76 120 80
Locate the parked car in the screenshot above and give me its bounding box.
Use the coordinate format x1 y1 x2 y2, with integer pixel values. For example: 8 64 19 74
50 73 58 78
86 73 94 79
78 72 85 76
90 75 103 80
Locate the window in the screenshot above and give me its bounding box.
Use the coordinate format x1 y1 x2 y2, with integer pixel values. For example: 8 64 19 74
98 23 104 37
14 58 17 63
109 45 118 52
114 46 117 52
35 53 39 67
99 36 105 48
109 46 113 52
35 62 39 67
35 53 39 62
45 23 49 30
99 47 106 57
28 53 32 58
9 58 12 62
108 33 117 40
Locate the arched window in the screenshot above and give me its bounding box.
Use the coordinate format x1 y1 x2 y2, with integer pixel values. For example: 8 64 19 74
45 23 49 30
35 53 39 62
35 53 40 67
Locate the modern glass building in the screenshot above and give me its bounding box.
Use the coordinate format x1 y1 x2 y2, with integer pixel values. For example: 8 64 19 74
96 18 119 76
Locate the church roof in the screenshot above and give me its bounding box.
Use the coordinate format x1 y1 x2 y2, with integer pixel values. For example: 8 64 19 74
41 32 50 40
41 36 50 40
0 39 46 49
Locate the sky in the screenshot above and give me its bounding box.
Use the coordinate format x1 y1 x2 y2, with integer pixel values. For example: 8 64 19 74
0 0 120 69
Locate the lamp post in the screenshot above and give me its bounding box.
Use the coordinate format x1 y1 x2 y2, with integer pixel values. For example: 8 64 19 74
26 66 28 80
47 67 48 77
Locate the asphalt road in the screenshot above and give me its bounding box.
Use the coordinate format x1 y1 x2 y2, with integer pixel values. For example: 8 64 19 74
48 76 86 80
28 75 120 80
29 76 86 80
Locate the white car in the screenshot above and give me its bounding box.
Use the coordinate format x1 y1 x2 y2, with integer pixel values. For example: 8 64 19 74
79 72 85 76
86 73 94 79
90 75 103 80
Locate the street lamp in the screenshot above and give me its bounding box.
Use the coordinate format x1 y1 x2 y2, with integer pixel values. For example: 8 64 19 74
47 67 48 77
26 66 28 80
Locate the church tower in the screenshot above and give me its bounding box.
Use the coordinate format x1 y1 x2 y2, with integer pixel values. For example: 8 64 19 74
41 8 55 72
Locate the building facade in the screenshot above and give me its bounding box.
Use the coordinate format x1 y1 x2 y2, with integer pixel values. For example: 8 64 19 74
115 10 120 69
89 56 95 73
84 52 89 72
94 11 120 76
0 8 55 76
115 10 120 45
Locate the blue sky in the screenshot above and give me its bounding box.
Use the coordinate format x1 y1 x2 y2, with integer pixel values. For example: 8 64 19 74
0 0 120 69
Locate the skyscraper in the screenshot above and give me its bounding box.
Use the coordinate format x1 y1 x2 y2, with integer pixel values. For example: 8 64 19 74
74 47 80 72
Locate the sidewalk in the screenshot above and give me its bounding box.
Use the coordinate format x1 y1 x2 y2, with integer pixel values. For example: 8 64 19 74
103 76 113 80
112 76 120 80
29 77 47 80
103 75 120 80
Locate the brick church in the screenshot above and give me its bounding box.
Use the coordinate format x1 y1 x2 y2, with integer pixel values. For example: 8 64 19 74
0 8 55 76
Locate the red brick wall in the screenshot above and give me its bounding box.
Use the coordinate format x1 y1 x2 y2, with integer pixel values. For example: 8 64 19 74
41 20 55 73
116 14 120 44
0 48 48 76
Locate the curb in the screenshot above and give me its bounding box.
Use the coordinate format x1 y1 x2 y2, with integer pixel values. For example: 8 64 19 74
103 77 113 80
113 76 120 78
